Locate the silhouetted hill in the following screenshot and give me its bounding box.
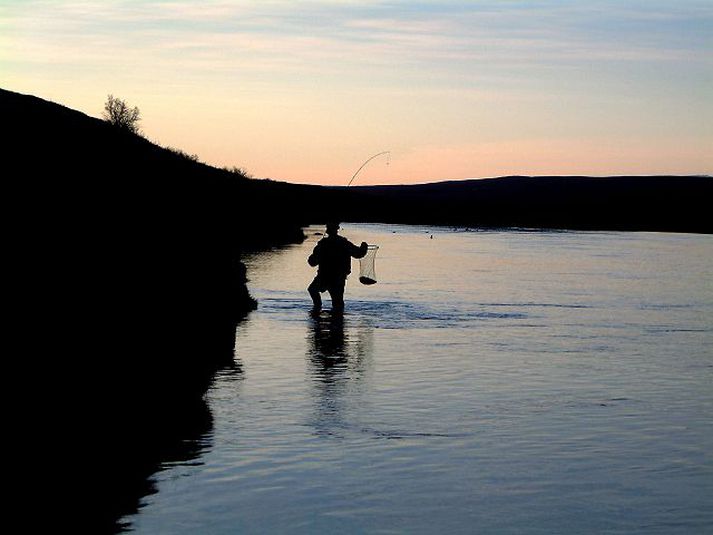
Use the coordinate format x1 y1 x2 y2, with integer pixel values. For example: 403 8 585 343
344 176 712 232
5 86 314 392
3 87 322 532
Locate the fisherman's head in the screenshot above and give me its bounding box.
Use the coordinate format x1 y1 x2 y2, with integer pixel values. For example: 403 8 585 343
326 221 340 236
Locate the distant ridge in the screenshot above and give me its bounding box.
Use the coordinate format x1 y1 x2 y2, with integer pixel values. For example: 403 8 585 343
342 174 712 233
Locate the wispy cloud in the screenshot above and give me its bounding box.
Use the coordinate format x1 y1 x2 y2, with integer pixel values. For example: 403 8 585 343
4 0 711 73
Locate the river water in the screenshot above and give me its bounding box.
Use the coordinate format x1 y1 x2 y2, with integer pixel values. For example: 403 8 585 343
127 224 712 534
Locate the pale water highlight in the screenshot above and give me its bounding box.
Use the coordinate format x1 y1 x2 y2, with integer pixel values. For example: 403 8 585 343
127 224 712 533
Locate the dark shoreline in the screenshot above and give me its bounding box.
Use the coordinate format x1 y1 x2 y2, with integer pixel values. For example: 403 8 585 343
5 86 309 532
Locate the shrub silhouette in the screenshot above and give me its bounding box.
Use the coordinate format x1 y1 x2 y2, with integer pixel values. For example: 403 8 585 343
222 165 253 179
166 146 201 162
103 94 141 133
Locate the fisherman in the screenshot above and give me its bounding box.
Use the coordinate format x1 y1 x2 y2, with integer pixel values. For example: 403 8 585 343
308 222 368 313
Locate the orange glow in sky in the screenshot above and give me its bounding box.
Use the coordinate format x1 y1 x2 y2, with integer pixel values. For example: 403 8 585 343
2 1 711 184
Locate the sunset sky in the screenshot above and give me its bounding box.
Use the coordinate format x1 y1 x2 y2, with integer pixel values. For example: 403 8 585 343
2 1 711 184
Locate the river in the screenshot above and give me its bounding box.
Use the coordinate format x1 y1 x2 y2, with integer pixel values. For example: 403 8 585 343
125 224 712 534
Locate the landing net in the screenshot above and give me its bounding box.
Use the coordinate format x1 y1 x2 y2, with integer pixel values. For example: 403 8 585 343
359 245 379 285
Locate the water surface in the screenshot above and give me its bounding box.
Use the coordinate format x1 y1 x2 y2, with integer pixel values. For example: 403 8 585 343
128 224 712 533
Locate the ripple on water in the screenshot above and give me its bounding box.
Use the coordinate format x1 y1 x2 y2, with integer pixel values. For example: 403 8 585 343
259 296 530 329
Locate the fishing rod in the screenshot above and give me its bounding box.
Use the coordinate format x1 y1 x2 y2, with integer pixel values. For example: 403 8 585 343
343 151 388 287
347 151 390 186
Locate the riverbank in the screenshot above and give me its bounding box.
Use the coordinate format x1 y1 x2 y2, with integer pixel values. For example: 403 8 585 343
4 87 310 531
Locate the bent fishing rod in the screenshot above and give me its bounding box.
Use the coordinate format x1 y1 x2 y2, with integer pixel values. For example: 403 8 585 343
347 151 390 186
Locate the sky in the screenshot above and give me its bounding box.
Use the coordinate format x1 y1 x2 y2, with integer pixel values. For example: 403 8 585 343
1 0 712 185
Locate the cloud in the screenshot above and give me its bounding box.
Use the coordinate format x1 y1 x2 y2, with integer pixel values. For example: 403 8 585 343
4 0 711 75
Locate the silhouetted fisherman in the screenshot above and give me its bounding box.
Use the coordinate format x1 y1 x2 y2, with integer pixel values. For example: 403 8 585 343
308 222 368 313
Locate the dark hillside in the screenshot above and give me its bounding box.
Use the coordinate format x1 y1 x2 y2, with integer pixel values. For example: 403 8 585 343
344 175 712 232
5 87 311 393
4 88 322 531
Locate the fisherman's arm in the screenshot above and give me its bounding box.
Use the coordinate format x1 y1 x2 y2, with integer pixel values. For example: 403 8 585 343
350 241 369 259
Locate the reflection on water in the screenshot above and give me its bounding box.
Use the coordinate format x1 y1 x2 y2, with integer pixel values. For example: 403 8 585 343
110 400 214 533
128 224 713 534
307 312 373 438
115 359 243 533
309 312 349 365
147 398 215 471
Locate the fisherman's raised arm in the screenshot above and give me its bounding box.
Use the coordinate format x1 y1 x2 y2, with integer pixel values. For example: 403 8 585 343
349 240 368 259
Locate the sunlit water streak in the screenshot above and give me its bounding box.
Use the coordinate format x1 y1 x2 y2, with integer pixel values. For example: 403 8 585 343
128 224 712 534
